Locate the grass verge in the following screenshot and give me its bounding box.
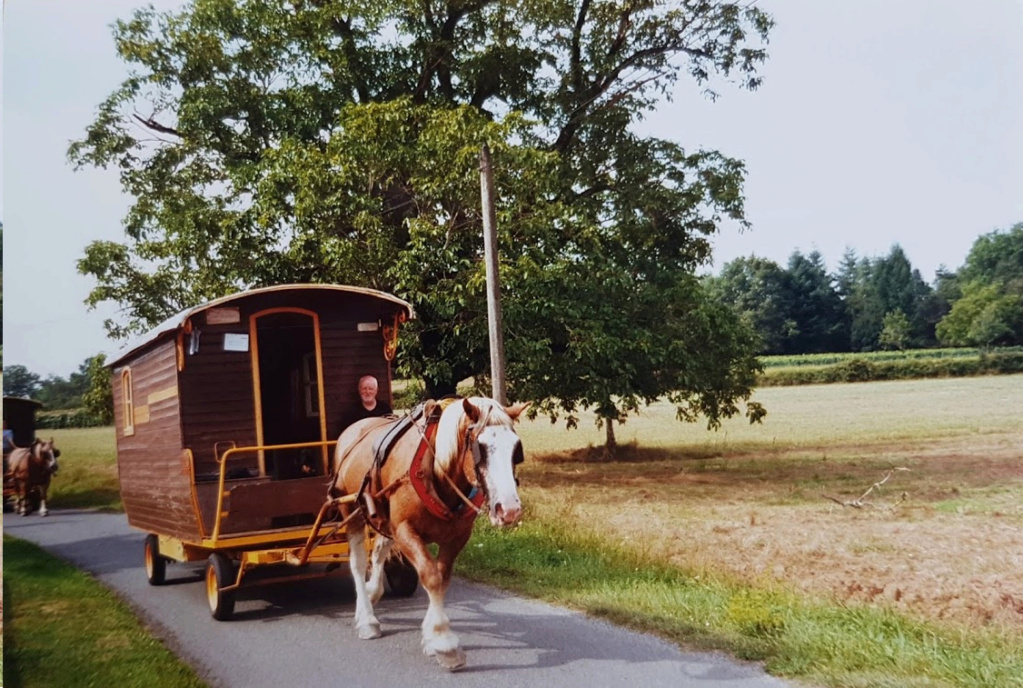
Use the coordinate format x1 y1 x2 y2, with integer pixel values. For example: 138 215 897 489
2 535 207 688
457 518 1023 688
44 427 122 510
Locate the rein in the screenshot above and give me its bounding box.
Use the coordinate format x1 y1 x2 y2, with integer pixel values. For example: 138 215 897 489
407 401 486 521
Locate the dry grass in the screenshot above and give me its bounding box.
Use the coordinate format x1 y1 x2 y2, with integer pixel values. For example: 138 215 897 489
515 375 1023 635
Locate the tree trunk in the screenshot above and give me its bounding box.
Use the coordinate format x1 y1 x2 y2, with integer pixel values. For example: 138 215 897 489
604 418 617 458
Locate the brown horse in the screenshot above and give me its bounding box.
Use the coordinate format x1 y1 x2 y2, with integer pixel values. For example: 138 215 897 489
332 397 528 670
8 438 60 516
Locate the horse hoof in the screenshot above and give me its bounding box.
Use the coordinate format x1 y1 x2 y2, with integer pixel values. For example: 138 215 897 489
434 648 467 671
357 623 382 640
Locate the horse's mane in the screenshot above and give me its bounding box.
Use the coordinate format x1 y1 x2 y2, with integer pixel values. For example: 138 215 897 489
434 398 512 473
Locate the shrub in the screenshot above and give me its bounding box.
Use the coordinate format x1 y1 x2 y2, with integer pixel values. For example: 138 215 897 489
759 351 1023 386
35 408 106 429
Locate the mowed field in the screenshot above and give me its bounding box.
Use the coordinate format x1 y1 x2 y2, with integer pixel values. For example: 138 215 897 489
38 374 1023 637
513 374 1023 634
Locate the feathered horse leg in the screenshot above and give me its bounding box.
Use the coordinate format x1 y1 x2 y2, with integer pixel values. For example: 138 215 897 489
345 512 382 639
393 521 472 670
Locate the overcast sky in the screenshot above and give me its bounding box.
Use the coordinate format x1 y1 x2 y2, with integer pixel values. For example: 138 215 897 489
3 0 1022 378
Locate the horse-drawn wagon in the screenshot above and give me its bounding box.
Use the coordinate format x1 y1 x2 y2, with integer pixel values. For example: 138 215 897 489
107 284 418 619
4 396 43 506
4 396 61 515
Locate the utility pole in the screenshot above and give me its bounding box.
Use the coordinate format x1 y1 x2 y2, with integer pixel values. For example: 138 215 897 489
479 143 507 404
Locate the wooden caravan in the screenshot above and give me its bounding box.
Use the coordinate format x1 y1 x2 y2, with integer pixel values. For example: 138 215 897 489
107 284 416 618
4 396 44 504
4 396 43 448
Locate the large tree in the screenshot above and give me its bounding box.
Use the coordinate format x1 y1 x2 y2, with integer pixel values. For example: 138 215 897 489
71 0 771 439
842 245 932 351
937 223 1023 347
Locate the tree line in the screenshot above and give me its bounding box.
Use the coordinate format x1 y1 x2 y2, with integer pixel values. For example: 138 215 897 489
6 221 1019 414
707 222 1023 355
3 356 113 425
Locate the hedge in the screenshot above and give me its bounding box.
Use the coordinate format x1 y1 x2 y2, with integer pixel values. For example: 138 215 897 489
35 408 108 429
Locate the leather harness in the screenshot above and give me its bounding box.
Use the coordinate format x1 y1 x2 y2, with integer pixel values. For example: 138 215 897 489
349 398 486 538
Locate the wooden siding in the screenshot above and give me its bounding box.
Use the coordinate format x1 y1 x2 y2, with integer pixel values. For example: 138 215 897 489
111 341 199 541
3 398 40 447
179 329 258 478
196 476 328 535
320 324 392 439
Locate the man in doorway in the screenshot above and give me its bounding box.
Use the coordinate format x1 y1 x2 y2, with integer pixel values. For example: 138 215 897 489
342 375 393 430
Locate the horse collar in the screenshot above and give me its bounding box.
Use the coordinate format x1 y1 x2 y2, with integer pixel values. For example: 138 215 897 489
410 416 485 521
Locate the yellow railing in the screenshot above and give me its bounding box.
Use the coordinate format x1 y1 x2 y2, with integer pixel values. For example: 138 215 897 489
210 439 338 544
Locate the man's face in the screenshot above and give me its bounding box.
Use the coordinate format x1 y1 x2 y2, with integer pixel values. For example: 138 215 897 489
359 379 378 405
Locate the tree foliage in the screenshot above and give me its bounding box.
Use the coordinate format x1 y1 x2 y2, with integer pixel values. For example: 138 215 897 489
707 250 847 356
35 362 93 410
710 224 1023 356
705 255 793 355
785 250 847 353
936 223 1023 347
878 310 911 351
83 354 115 425
71 0 773 440
3 364 42 399
837 246 935 351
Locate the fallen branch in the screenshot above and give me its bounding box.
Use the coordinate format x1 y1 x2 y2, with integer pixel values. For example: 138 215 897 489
824 467 909 509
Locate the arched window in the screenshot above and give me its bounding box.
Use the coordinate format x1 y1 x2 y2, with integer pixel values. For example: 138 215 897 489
121 368 135 436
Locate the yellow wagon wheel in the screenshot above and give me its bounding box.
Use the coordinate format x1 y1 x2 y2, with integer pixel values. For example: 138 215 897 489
144 534 167 586
206 553 237 621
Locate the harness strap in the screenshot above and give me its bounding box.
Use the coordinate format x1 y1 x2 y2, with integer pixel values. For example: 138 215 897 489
409 408 485 521
440 471 484 515
342 398 486 536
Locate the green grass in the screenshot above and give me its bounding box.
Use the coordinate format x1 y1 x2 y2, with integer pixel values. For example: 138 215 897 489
2 535 207 688
42 426 121 510
458 519 1023 688
516 374 1023 455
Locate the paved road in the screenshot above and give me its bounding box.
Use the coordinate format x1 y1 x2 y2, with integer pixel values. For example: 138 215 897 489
6 510 792 688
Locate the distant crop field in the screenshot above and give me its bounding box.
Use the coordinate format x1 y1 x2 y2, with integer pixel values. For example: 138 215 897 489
516 373 1023 455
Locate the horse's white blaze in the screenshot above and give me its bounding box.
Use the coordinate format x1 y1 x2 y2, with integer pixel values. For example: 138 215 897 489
479 426 522 527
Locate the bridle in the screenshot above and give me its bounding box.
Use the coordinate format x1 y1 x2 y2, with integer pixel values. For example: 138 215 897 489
458 404 525 499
